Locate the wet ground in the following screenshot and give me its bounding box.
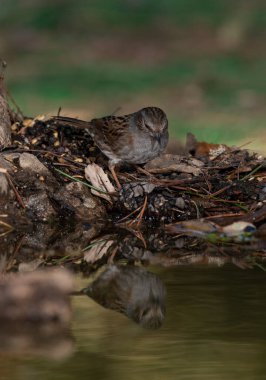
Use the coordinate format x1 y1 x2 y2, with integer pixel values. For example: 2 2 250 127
1 264 266 380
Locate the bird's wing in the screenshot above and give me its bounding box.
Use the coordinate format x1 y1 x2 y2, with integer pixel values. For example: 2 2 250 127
51 116 92 129
90 115 131 149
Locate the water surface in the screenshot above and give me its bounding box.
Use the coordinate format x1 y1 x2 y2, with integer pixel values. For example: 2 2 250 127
1 265 266 380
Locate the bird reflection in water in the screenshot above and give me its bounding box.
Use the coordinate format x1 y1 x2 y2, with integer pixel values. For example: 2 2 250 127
76 265 166 329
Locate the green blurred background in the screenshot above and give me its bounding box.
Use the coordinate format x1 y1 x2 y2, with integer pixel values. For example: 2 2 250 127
1 0 266 152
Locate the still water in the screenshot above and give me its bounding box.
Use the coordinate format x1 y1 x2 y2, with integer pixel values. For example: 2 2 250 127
1 264 266 380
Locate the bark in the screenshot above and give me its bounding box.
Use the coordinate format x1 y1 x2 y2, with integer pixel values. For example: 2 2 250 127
0 74 11 148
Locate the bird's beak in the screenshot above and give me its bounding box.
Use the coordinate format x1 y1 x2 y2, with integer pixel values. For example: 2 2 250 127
155 133 161 144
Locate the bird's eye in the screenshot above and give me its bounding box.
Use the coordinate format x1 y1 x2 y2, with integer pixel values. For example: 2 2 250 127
144 122 152 131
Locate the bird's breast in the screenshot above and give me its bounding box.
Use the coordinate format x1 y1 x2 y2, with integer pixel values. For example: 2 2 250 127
119 131 167 164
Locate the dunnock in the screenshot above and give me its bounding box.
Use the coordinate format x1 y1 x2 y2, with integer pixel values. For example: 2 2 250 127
52 107 168 188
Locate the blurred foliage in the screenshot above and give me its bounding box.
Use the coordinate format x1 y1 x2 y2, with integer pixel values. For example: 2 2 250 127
2 0 266 31
1 0 266 149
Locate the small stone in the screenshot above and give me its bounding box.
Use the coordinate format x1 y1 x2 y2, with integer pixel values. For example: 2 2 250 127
19 153 50 175
175 197 185 209
31 138 39 145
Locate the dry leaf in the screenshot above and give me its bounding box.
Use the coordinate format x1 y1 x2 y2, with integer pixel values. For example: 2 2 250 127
222 221 256 237
186 132 231 159
166 219 218 236
85 163 115 202
144 154 203 175
84 240 114 263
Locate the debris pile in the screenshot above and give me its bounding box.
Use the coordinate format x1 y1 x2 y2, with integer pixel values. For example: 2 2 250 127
0 110 265 266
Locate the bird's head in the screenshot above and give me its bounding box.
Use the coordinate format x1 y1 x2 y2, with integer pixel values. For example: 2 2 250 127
138 107 168 141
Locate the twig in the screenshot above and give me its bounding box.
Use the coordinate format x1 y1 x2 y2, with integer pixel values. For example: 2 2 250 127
5 172 25 208
0 219 14 237
128 195 148 227
237 140 253 149
137 166 157 179
191 199 200 219
131 229 147 248
136 195 148 227
11 235 25 258
240 162 265 181
6 89 24 119
208 184 232 198
204 212 245 220
116 204 143 223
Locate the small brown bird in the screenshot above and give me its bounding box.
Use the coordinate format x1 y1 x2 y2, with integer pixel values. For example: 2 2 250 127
52 107 169 188
75 264 166 329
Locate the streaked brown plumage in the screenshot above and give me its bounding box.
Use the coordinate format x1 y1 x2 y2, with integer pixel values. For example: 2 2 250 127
51 107 169 188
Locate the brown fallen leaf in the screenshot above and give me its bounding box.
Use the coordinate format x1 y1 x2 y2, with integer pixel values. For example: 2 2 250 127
83 239 114 263
166 219 218 236
85 163 115 203
166 219 256 242
186 132 231 159
144 154 203 175
222 221 256 237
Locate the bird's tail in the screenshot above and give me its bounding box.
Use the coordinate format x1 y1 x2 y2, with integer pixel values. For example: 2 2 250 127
50 115 92 129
